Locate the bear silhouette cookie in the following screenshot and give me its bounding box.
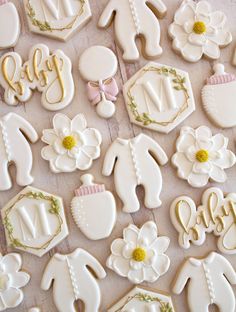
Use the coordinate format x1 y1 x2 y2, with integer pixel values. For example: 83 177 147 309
41 248 106 312
98 0 167 62
0 113 38 191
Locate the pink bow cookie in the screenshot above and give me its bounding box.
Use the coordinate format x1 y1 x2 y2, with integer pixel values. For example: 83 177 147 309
0 0 8 5
87 78 119 106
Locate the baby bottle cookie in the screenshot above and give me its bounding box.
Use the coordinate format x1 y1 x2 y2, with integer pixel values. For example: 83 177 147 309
71 174 116 240
202 64 236 128
79 46 119 119
0 1 20 49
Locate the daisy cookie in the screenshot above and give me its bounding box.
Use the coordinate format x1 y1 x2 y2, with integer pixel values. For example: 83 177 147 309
172 126 236 188
106 221 170 284
0 252 30 311
202 64 236 128
169 0 232 62
41 113 102 173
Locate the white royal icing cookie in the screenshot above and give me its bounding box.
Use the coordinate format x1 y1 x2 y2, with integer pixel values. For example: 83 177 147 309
0 1 20 49
0 43 74 111
71 174 117 240
0 252 30 311
102 133 168 213
107 221 170 284
41 113 102 173
1 186 69 257
170 187 236 254
79 46 119 119
172 252 236 312
23 0 91 41
41 248 106 312
202 64 236 128
168 0 232 62
108 286 175 312
0 113 38 191
98 0 167 62
123 62 195 133
172 126 236 188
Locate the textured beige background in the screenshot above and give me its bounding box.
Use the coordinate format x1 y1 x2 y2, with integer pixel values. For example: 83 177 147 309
0 0 236 311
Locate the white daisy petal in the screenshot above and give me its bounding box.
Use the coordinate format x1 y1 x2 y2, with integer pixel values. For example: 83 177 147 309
82 128 102 146
112 257 130 277
129 259 143 270
123 225 138 245
76 151 93 170
151 237 170 254
53 138 66 155
212 150 236 169
1 254 21 273
208 29 232 46
41 129 57 145
192 161 212 174
41 146 58 161
210 11 226 28
183 21 194 34
53 114 71 136
196 126 212 140
210 165 227 183
110 239 125 256
122 243 135 259
172 153 193 179
188 33 206 46
185 146 197 162
203 40 220 59
152 254 170 276
1 288 23 308
196 1 211 15
138 221 157 246
71 114 87 132
128 268 144 284
55 155 77 172
82 146 100 159
143 267 159 283
176 132 195 152
188 172 209 187
174 2 195 25
9 272 30 288
182 43 203 62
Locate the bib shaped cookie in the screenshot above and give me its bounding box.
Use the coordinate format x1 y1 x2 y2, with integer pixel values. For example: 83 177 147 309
0 1 20 49
202 64 236 128
24 0 91 41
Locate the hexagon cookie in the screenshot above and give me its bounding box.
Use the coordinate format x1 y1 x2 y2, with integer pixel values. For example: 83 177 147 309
108 286 175 312
23 0 91 41
1 186 69 257
123 62 195 134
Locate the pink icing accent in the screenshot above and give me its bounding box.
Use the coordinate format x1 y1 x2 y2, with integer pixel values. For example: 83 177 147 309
74 184 105 196
207 74 236 85
0 0 8 5
87 78 119 106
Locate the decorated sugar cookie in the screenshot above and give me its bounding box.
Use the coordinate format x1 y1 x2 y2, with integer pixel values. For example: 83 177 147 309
23 0 91 41
202 64 236 128
98 0 167 62
123 62 195 133
102 133 168 213
0 113 38 191
108 286 175 312
41 248 106 312
169 0 232 62
71 174 116 240
41 113 102 173
0 44 74 111
0 252 30 311
107 221 170 284
170 187 236 254
0 1 20 49
1 186 69 257
79 46 119 119
172 252 236 312
172 126 236 188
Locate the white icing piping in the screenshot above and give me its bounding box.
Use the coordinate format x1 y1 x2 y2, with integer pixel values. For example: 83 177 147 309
128 0 141 34
0 121 11 161
203 262 215 304
66 257 80 300
129 141 141 185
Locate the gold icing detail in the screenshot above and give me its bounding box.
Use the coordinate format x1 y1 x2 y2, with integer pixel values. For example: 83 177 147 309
2 56 24 96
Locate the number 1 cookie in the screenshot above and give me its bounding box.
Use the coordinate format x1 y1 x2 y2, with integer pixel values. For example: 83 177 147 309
79 46 119 119
98 0 167 62
0 1 20 49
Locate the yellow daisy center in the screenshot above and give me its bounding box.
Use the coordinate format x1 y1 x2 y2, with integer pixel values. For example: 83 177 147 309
196 149 209 163
132 247 146 262
193 21 206 34
62 136 77 150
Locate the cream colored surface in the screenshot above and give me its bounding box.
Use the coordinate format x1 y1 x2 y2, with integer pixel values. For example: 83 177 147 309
0 0 235 311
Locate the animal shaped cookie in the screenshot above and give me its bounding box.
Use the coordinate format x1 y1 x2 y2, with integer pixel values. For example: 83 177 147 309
0 1 20 49
102 133 168 213
98 0 167 62
172 252 236 312
0 113 38 191
169 0 232 62
107 221 170 284
23 0 91 41
123 62 195 133
172 126 236 188
170 187 236 254
108 286 175 312
41 248 106 312
79 46 119 119
0 44 74 111
41 113 102 173
202 64 236 128
1 186 69 257
71 174 116 240
0 252 30 311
